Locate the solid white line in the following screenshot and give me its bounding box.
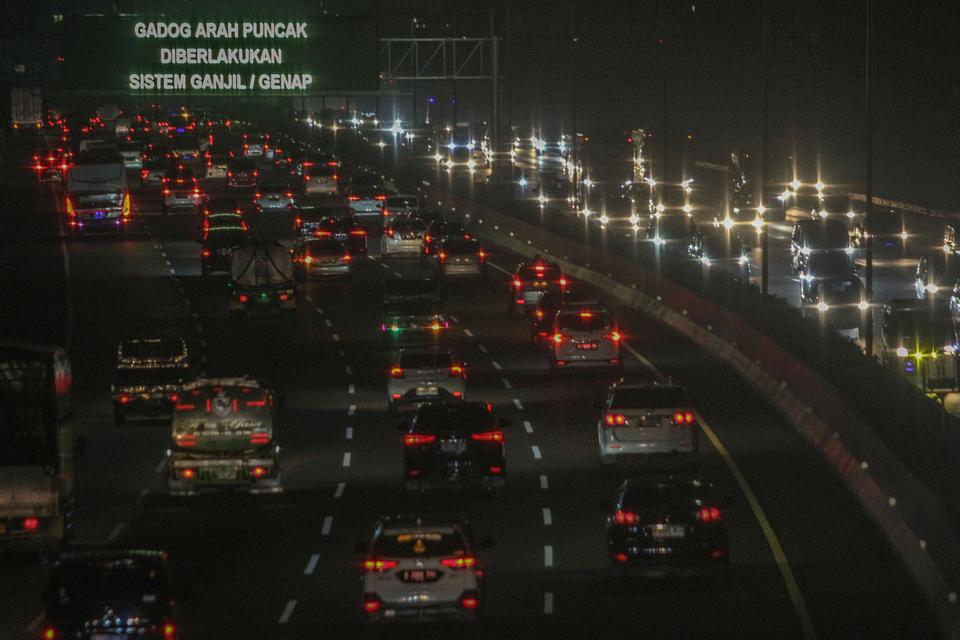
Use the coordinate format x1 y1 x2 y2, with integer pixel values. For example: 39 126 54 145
478 344 489 354
524 420 533 434
542 507 553 526
513 398 524 410
544 592 555 615
345 365 352 375
348 405 356 416
154 458 167 474
464 328 474 337
304 554 320 575
342 452 352 467
489 261 513 276
532 445 542 460
165 260 172 267
107 522 127 543
346 427 353 440
325 319 333 327
322 516 333 535
544 545 554 568
623 340 663 377
540 474 549 489
334 482 346 499
502 378 512 389
305 294 314 302
332 333 341 342
348 384 355 394
278 599 297 624
492 361 502 370
393 271 404 278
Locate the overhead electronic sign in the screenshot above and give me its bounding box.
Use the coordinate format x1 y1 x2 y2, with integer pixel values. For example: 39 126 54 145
63 16 378 94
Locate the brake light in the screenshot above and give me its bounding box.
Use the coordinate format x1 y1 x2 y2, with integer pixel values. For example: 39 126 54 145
470 430 503 442
609 331 621 342
347 194 361 201
363 597 382 613
252 170 259 177
163 188 171 196
449 364 464 377
254 192 261 199
697 506 722 523
239 294 249 303
604 413 627 426
22 517 39 532
41 626 57 640
279 293 290 301
249 466 268 478
250 431 271 445
441 556 477 569
386 228 395 238
201 248 211 257
478 249 487 261
349 229 367 236
559 278 568 287
342 254 352 263
175 433 196 447
117 394 133 404
461 595 480 610
175 402 196 411
614 510 639 525
672 411 695 425
246 399 267 407
438 251 447 263
535 264 545 273
374 194 387 201
227 171 233 178
553 333 564 344
363 558 399 572
513 279 523 288
390 366 404 378
326 160 338 166
162 623 176 639
140 169 149 180
179 468 196 480
580 311 593 318
404 433 436 446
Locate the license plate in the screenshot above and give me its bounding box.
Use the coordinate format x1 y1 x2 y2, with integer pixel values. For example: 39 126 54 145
416 386 438 396
401 569 440 583
649 524 685 539
94 211 105 219
441 439 465 454
577 342 599 350
92 634 126 640
204 466 239 480
217 248 232 255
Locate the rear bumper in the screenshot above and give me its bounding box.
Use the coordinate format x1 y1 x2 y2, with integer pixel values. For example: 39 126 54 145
383 240 422 255
302 264 351 278
440 264 484 278
388 382 465 404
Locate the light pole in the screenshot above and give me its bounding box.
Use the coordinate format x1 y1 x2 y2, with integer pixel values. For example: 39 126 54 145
760 0 769 295
658 0 668 188
863 0 875 356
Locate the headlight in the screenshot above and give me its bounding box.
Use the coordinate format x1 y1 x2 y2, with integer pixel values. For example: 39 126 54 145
926 283 940 294
816 302 829 312
722 217 734 230
467 159 476 170
896 347 909 358
445 159 454 169
433 153 442 162
738 255 749 265
653 237 665 246
857 301 869 311
700 256 711 266
900 231 908 240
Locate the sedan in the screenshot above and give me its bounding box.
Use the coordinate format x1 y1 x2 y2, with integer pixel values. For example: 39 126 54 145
294 237 353 281
388 349 466 413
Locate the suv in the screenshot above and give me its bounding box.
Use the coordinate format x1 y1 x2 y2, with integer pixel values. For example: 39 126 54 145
508 258 566 315
399 401 509 493
359 514 487 624
421 221 465 262
303 161 341 194
167 377 282 496
226 157 259 189
915 253 960 300
253 181 295 213
381 194 420 227
791 218 852 272
312 216 369 255
597 381 699 468
112 338 193 425
291 194 353 236
41 549 180 639
388 349 466 413
161 166 202 211
436 238 487 282
382 217 427 257
606 476 729 583
293 237 353 281
531 289 593 342
549 302 621 370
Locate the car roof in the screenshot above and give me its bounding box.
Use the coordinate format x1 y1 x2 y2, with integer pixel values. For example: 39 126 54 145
55 548 167 564
377 513 469 530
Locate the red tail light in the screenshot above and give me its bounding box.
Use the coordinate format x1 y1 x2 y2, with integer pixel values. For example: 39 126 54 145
347 194 361 201
477 249 487 262
250 431 271 446
238 294 249 303
246 399 267 407
449 364 464 377
22 517 40 532
140 169 149 180
460 595 480 610
249 466 268 478
252 170 259 177
404 433 436 446
609 331 621 342
470 430 503 442
672 411 695 425
163 188 171 196
175 402 196 411
441 556 477 569
559 278 568 287
697 506 722 523
201 248 212 257
363 558 399 572
386 228 395 238
227 171 233 178
117 394 133 404
178 468 196 480
342 254 352 263
373 194 387 201
326 160 339 167
438 251 447 263
513 279 523 288
390 366 404 378
604 413 627 426
41 625 57 640
363 597 383 613
535 310 544 319
254 192 261 199
614 510 639 525
162 621 176 638
175 433 196 447
349 229 367 236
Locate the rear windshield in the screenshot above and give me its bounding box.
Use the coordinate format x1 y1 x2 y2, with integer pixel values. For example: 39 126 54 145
805 222 849 249
48 559 168 609
305 240 345 255
205 229 247 244
305 165 337 178
400 351 453 369
387 196 418 208
415 403 495 432
807 252 853 276
610 387 688 409
229 159 256 171
558 311 610 331
442 239 481 254
374 529 465 558
391 219 426 232
518 265 561 281
118 340 186 363
430 223 464 237
352 185 384 198
206 199 239 213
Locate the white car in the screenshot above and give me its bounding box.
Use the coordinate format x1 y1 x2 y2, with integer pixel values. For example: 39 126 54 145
388 349 466 413
359 515 486 625
381 218 427 257
550 302 621 370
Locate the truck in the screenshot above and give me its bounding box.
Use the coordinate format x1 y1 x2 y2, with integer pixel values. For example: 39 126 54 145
65 146 131 236
0 343 75 553
10 87 42 131
228 240 297 317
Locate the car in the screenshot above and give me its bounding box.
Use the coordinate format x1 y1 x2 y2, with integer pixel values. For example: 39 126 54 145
202 144 232 179
688 223 753 281
291 194 353 236
118 140 145 170
253 181 296 213
293 151 338 177
201 220 249 276
111 338 194 426
605 475 729 583
399 401 509 493
293 237 353 281
915 253 960 299
381 217 427 257
311 215 369 255
345 174 397 216
161 166 202 211
303 160 341 194
241 131 270 157
359 514 487 624
508 257 566 316
851 210 908 251
882 299 957 388
648 214 692 251
799 252 865 338
790 218 852 272
203 196 243 216
388 349 466 413
382 279 449 342
549 302 622 370
226 157 259 189
167 377 283 496
140 155 171 188
597 381 699 468
436 238 487 282
32 146 71 182
421 220 466 261
381 194 420 227
40 549 180 640
531 288 594 341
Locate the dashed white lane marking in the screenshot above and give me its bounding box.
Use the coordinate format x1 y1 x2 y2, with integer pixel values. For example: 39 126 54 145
305 294 314 302
200 339 207 348
136 488 149 505
348 384 355 394
502 378 512 389
278 599 297 624
321 516 333 536
513 398 524 410
345 365 352 375
168 268 176 275
450 314 460 323
338 349 346 357
154 458 167 474
542 507 553 526
195 324 204 334
392 271 404 278
544 545 554 568
348 405 356 416
531 445 542 460
492 361 502 370
464 328 474 337
346 427 353 440
478 344 489 354
324 318 333 327
316 307 324 315
165 260 172 267
540 475 549 489
107 522 127 543
524 420 534 434
334 482 346 499
304 554 320 576
332 333 341 342
544 592 555 615
184 298 192 306
380 262 390 269
342 452 352 467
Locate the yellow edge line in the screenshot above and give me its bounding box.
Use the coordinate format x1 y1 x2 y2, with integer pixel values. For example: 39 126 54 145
623 340 817 640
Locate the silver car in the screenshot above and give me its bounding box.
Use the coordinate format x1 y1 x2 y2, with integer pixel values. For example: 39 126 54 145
388 349 466 412
550 303 621 370
436 238 487 282
382 218 427 257
597 381 699 467
294 237 352 281
360 515 485 625
254 182 295 213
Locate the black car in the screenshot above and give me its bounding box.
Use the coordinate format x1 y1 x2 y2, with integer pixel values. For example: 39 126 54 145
508 257 567 316
226 157 258 189
531 289 596 341
201 223 249 276
112 338 194 425
41 549 180 639
291 194 352 236
421 221 468 261
313 215 369 255
203 197 242 216
606 476 729 583
399 402 510 493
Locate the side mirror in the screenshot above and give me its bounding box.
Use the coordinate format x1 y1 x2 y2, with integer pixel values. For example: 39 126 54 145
479 536 495 550
354 539 369 553
397 421 409 432
74 436 87 458
498 417 512 429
